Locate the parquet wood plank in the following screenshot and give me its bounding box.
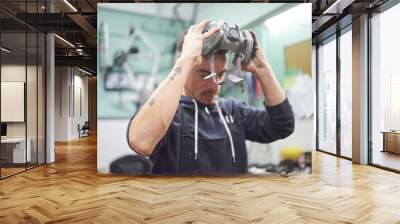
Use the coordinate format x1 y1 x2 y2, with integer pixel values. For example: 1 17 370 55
0 134 399 223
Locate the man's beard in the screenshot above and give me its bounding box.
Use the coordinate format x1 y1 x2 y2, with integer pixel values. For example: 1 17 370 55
201 90 217 98
200 89 218 105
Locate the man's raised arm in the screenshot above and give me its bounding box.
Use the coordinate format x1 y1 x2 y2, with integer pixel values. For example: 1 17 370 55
127 20 219 156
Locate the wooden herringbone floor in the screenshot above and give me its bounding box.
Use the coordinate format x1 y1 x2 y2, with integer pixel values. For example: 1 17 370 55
1 134 400 224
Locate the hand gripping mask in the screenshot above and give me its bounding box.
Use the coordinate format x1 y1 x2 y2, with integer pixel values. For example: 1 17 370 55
201 21 256 84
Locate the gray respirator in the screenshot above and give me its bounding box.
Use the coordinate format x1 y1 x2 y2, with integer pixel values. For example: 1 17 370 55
202 21 256 84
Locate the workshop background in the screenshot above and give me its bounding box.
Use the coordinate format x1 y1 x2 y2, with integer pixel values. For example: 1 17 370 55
97 3 313 175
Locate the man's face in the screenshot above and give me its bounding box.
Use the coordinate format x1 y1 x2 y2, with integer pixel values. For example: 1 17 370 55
185 54 227 105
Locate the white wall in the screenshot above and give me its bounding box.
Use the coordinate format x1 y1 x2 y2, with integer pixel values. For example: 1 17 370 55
1 82 25 122
54 67 89 141
1 65 26 143
1 66 25 127
1 64 46 163
97 119 137 173
72 73 89 138
1 65 26 81
1 65 38 138
55 67 68 141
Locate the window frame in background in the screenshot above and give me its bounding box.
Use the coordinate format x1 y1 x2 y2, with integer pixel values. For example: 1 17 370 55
315 22 353 161
369 1 400 173
0 0 47 180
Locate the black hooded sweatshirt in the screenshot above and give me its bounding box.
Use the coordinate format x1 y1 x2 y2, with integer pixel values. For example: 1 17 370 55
127 95 294 174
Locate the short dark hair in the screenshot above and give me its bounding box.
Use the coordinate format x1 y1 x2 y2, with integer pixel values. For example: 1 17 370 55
176 31 188 53
176 30 227 55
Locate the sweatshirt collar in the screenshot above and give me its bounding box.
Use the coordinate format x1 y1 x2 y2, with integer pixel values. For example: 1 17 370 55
180 95 217 109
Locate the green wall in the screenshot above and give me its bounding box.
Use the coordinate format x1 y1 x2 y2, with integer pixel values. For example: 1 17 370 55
98 7 189 118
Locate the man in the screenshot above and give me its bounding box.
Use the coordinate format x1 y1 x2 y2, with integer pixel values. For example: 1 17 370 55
127 20 294 174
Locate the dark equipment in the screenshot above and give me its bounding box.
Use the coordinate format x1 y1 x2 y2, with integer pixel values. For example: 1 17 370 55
110 155 153 174
1 123 7 137
78 121 90 138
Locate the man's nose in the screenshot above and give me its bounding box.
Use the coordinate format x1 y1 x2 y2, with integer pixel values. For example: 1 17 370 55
205 77 218 89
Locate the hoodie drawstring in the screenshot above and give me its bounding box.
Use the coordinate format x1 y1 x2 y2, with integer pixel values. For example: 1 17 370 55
216 101 236 163
191 99 236 164
192 99 199 160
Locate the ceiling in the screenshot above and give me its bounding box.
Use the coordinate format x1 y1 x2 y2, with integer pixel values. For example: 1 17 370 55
309 0 389 43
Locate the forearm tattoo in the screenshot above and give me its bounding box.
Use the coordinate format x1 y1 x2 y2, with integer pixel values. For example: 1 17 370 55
149 67 182 107
169 66 182 81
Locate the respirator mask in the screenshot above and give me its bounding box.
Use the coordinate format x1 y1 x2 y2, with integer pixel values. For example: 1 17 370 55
201 21 256 85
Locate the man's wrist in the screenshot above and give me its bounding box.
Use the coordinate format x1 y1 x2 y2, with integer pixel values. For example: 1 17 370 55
176 55 196 68
254 64 273 79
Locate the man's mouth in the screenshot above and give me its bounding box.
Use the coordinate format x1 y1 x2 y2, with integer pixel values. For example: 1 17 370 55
201 91 216 98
